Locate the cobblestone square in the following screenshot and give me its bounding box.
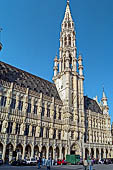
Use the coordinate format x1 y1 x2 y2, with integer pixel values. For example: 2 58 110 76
0 165 113 170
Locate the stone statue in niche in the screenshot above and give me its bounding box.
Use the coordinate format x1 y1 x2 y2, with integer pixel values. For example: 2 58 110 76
20 123 25 135
2 120 8 133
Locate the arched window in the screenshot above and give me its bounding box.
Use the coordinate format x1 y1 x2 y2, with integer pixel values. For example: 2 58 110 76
69 36 71 46
64 37 67 46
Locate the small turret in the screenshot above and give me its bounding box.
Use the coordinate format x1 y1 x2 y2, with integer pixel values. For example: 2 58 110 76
101 88 109 114
78 54 83 76
53 54 58 77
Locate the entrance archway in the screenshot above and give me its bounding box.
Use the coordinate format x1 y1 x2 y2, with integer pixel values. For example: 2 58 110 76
49 146 53 159
106 149 108 158
5 143 14 163
56 147 59 159
25 145 31 159
42 146 46 158
85 148 89 160
96 148 99 159
62 147 65 159
34 145 39 159
101 149 104 159
16 144 23 160
91 148 94 158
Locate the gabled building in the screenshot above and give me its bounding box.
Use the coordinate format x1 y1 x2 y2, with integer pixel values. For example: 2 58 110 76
0 0 112 162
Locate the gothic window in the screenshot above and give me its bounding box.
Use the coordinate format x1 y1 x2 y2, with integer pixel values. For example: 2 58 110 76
1 96 7 107
54 107 56 119
24 124 29 136
41 107 45 117
69 54 72 69
47 108 50 117
0 121 3 132
27 103 31 113
65 23 67 28
46 128 49 138
69 36 71 46
16 123 20 134
40 127 43 137
18 101 23 111
10 98 16 109
68 22 71 28
58 130 61 140
7 122 13 134
32 126 36 136
34 105 37 114
53 129 56 139
59 110 61 120
64 37 67 46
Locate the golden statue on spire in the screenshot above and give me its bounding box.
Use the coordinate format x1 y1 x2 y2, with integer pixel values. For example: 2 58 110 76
67 0 69 4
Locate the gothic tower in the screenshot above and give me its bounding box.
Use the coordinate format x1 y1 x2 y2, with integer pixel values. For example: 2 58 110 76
53 0 85 132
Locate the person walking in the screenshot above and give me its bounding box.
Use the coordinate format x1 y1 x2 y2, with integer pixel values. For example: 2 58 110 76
46 157 51 170
88 158 92 170
37 157 41 169
83 159 88 170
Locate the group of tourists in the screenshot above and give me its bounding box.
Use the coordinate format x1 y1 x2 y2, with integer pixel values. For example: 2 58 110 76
83 157 93 170
37 157 51 170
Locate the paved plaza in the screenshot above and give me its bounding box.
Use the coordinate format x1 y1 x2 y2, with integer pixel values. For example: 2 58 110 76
0 165 113 170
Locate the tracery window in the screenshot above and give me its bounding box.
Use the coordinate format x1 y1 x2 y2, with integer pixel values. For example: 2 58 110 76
10 98 16 109
41 107 45 117
47 108 50 117
7 122 13 134
34 105 37 114
27 103 31 113
18 101 23 111
1 96 7 107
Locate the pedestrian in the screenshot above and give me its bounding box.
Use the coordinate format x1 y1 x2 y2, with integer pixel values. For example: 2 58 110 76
88 158 92 170
83 159 88 170
46 157 51 170
37 157 41 169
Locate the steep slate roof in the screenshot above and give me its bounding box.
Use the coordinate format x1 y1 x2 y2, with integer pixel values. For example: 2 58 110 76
84 96 103 114
0 61 61 100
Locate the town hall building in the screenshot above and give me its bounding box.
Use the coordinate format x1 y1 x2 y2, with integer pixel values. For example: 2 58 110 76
0 0 113 162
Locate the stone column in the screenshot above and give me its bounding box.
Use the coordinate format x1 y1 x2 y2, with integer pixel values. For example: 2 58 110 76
31 144 34 158
31 97 35 114
38 93 43 117
59 145 62 159
94 148 96 159
50 98 54 119
43 127 46 138
83 147 85 160
15 92 20 109
56 105 59 119
46 146 49 159
103 148 106 158
2 144 6 162
44 101 47 117
22 145 26 160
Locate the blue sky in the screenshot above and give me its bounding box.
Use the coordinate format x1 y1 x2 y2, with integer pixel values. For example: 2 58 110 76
0 0 113 122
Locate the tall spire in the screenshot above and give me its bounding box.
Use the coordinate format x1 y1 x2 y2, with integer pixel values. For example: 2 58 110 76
63 0 73 23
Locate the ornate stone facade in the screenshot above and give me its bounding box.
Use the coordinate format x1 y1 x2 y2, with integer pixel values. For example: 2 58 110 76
0 0 113 162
